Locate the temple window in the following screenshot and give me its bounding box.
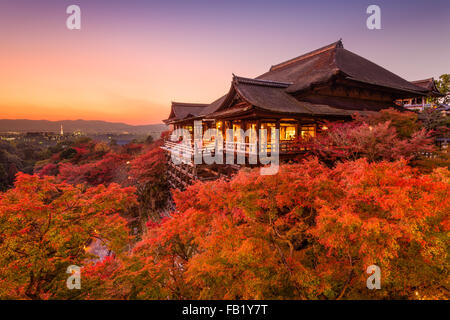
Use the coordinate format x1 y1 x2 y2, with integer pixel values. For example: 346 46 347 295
300 125 316 138
260 123 276 143
280 123 296 140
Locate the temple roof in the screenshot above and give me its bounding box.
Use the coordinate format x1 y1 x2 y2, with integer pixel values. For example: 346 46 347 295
206 75 376 118
164 102 208 123
411 78 444 96
167 40 432 123
257 40 428 94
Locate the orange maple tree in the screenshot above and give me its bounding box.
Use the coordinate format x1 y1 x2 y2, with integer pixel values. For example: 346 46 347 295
82 159 449 300
0 173 137 299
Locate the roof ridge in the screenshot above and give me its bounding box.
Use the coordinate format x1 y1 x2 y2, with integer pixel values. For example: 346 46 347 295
233 74 292 88
411 78 434 83
269 39 343 72
171 101 209 107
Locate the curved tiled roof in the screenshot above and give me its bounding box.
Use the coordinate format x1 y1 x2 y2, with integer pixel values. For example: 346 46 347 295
164 102 208 123
199 95 227 117
411 78 444 96
206 75 377 118
167 40 432 122
257 40 428 94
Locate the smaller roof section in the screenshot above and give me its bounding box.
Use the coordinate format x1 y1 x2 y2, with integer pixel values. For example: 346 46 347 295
258 39 429 95
164 102 209 124
411 78 444 97
207 75 376 118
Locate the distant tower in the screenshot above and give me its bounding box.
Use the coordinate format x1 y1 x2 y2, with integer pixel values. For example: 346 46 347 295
60 124 64 136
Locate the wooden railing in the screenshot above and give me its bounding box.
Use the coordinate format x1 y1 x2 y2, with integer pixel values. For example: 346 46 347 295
161 141 194 164
279 140 299 154
224 141 258 155
162 139 302 163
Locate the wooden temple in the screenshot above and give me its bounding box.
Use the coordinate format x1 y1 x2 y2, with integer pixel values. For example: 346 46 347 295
162 40 437 189
397 78 444 111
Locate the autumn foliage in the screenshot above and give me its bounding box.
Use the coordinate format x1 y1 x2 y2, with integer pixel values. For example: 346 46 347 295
0 116 448 300
302 121 435 163
81 159 449 300
33 136 168 232
0 173 136 299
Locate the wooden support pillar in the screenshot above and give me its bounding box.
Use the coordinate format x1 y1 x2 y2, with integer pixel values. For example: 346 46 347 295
224 121 231 141
192 165 197 180
296 120 301 139
275 119 280 152
218 120 224 139
256 120 260 142
242 120 247 143
256 120 261 154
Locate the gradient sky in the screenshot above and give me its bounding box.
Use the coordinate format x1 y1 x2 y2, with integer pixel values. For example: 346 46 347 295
0 0 449 125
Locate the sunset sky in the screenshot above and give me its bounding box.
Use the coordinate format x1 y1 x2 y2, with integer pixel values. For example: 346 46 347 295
0 0 449 125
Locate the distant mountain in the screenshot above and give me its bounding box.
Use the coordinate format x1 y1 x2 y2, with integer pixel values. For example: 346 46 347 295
0 119 168 135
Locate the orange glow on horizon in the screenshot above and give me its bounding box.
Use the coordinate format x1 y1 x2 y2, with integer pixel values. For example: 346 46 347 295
2 1 447 125
0 14 233 126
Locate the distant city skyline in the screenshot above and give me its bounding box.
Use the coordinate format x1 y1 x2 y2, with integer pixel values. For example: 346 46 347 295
1 0 449 125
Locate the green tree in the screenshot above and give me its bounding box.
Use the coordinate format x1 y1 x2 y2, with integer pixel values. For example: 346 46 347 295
433 74 450 104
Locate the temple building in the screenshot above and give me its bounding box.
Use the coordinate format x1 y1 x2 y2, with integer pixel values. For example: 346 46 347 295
397 78 444 111
162 40 438 189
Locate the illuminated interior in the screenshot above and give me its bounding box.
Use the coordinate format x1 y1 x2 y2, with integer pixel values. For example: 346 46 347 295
280 123 296 140
247 123 257 144
300 125 316 138
232 122 241 142
260 123 276 143
183 125 193 133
